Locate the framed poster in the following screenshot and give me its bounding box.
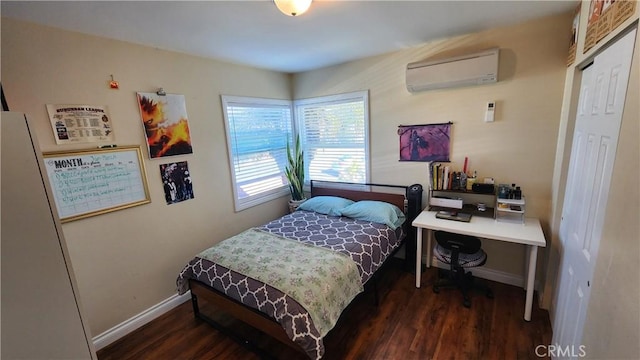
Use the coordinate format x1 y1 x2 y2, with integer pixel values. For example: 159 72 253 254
398 122 451 162
42 146 151 222
160 161 194 205
136 92 193 158
567 3 581 66
46 104 115 145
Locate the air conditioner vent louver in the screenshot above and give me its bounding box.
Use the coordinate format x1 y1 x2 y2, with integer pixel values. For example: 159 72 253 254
406 48 499 92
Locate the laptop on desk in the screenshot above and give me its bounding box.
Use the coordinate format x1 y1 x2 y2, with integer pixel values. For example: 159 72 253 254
435 210 472 222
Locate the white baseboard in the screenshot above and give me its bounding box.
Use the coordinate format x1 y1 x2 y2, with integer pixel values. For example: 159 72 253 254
431 258 545 310
430 256 525 288
92 291 191 351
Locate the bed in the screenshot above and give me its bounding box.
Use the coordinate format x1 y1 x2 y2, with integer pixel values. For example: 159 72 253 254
176 181 423 359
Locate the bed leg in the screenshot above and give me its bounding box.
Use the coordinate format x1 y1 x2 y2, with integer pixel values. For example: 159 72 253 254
191 292 200 317
373 277 379 307
188 286 280 360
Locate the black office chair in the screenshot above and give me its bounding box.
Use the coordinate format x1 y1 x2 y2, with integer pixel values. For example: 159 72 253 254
432 231 493 308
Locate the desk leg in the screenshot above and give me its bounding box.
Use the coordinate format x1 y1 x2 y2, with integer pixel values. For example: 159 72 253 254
524 245 538 322
524 245 531 291
416 227 422 288
426 229 433 268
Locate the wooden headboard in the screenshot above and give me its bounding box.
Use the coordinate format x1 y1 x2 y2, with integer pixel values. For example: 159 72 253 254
310 180 423 273
310 181 406 212
309 180 423 221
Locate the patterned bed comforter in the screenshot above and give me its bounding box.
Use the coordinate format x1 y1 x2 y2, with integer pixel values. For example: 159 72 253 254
176 210 404 359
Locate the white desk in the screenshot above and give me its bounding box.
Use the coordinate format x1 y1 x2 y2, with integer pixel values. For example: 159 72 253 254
412 210 546 321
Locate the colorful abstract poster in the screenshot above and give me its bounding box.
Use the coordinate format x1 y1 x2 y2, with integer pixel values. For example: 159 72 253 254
398 123 451 162
160 161 194 205
136 92 193 158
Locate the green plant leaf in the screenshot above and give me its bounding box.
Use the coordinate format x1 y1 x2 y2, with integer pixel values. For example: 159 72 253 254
285 134 305 200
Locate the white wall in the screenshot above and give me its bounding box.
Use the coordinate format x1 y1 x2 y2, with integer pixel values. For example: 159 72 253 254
294 13 572 280
1 17 292 336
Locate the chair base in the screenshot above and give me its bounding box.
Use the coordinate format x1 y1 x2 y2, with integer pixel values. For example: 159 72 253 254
433 267 493 308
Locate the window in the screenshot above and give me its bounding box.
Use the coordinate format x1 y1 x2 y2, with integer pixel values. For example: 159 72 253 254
221 91 369 212
221 95 293 211
295 91 369 184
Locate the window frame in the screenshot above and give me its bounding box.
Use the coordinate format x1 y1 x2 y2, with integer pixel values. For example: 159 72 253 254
221 91 370 212
294 90 371 186
221 95 295 212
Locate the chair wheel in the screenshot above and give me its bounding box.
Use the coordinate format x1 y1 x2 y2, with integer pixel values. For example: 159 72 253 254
433 286 440 294
463 299 471 308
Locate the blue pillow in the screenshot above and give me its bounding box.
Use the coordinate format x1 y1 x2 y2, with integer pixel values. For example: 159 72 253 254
296 196 355 216
339 200 406 229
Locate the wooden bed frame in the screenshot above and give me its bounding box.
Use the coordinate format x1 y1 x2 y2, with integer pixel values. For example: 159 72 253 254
188 181 423 357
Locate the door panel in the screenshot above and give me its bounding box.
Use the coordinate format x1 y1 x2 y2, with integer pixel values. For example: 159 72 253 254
553 28 636 356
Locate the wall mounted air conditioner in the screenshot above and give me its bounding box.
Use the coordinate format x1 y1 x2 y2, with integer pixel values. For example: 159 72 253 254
406 48 499 93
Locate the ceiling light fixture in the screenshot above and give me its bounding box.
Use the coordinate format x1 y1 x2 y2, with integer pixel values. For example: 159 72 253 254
274 0 312 16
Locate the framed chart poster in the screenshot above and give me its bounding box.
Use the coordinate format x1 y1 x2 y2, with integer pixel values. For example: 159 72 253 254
42 146 151 222
46 104 115 145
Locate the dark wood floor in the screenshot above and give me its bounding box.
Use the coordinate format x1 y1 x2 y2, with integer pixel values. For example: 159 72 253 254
98 260 552 360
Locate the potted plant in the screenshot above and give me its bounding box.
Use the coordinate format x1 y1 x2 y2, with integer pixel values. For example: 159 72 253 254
285 134 306 212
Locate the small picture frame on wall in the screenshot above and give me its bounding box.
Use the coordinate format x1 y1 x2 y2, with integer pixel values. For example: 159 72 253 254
398 122 451 162
160 161 194 205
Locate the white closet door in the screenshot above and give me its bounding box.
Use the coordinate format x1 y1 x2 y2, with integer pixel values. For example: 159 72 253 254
553 28 636 356
1 112 95 359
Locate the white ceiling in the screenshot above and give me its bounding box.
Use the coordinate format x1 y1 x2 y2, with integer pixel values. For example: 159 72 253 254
1 0 576 73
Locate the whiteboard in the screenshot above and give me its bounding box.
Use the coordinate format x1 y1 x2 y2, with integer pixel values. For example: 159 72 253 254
43 146 151 222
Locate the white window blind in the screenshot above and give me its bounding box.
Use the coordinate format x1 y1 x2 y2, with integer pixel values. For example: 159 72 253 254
221 95 293 211
295 91 369 184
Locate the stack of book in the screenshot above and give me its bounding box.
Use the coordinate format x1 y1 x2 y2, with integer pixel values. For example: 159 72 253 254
428 162 472 191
